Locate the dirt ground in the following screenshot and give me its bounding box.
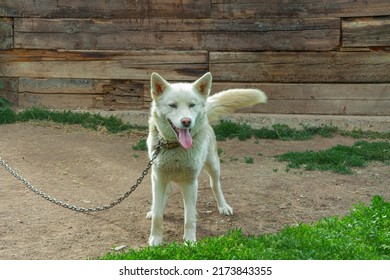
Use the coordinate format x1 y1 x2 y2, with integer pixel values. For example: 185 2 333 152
0 121 389 260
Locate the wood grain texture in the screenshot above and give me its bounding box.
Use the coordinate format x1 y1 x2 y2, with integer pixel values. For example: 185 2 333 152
211 0 390 19
14 18 340 51
0 49 208 80
0 18 13 50
245 100 390 115
18 93 99 109
0 78 18 105
0 0 211 19
18 78 150 109
210 51 390 83
343 16 390 47
212 83 390 100
212 83 390 115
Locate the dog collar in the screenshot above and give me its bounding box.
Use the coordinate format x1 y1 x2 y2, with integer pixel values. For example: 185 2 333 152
160 140 180 149
155 126 180 149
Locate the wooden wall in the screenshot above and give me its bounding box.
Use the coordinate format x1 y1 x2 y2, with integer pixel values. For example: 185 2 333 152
1 0 390 115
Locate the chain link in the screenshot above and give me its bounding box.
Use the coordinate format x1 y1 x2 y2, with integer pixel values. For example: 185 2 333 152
0 140 162 213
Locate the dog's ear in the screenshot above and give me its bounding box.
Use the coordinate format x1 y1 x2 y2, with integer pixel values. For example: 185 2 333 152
193 72 212 97
151 72 170 98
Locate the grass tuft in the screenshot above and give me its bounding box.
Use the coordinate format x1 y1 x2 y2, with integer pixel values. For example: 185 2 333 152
0 107 17 124
213 120 338 141
341 129 390 140
276 141 390 174
0 97 17 124
0 106 134 134
100 196 389 260
133 139 148 151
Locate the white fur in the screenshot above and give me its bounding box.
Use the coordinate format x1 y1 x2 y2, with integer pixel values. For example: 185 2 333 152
146 72 267 246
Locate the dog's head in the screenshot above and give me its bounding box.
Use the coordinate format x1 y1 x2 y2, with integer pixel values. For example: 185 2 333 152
150 72 212 149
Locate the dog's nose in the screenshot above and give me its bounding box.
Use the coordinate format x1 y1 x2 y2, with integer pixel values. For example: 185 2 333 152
181 118 192 127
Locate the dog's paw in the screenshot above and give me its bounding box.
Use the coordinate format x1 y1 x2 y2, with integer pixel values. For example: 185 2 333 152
219 204 233 216
148 235 163 246
183 232 196 244
146 211 152 220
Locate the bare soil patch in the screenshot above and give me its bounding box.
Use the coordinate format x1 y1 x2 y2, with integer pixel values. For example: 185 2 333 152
1 122 389 259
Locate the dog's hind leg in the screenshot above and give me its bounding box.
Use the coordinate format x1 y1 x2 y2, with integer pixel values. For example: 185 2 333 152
205 149 233 216
148 172 169 246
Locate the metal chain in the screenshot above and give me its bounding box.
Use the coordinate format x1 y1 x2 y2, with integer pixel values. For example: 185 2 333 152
0 140 162 213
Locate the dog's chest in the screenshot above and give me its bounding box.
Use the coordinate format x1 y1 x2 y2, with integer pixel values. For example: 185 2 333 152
154 144 207 181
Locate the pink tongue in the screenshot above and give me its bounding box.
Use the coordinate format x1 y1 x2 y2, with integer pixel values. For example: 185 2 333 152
178 128 192 149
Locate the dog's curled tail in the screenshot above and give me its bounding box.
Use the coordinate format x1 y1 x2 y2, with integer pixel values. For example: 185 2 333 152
206 89 267 121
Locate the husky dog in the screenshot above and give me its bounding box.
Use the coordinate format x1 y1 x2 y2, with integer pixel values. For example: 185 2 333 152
146 72 267 246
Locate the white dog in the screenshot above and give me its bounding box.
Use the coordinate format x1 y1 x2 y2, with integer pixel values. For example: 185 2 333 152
146 72 267 246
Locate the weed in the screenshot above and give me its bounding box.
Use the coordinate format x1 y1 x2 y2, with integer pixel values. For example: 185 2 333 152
133 139 147 151
213 120 253 141
244 156 254 164
0 97 17 124
0 97 11 108
341 129 390 140
0 106 134 133
213 120 338 141
276 141 390 174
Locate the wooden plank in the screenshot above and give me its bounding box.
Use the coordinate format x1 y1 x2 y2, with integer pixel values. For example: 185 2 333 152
18 78 150 109
18 92 148 110
14 17 340 33
102 80 146 109
210 51 390 83
19 78 108 94
0 0 58 17
343 16 390 47
0 49 208 80
0 18 13 50
14 18 340 51
0 78 18 105
0 49 207 63
245 100 390 115
0 0 211 19
18 93 99 109
212 0 390 19
211 83 390 115
212 83 390 100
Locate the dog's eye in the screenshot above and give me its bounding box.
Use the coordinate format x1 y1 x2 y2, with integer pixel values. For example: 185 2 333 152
189 103 196 108
169 104 177 109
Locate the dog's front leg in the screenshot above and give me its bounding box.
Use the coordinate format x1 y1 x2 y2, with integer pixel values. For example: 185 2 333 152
181 180 198 243
148 171 168 246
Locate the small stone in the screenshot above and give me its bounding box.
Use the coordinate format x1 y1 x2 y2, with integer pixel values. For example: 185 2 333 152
279 203 288 209
114 245 127 252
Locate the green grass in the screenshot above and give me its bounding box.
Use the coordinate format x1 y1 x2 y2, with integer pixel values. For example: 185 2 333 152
276 140 390 174
133 138 148 151
0 105 134 134
213 120 338 141
0 97 18 124
100 196 389 260
244 156 254 164
341 129 390 140
1 104 389 141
